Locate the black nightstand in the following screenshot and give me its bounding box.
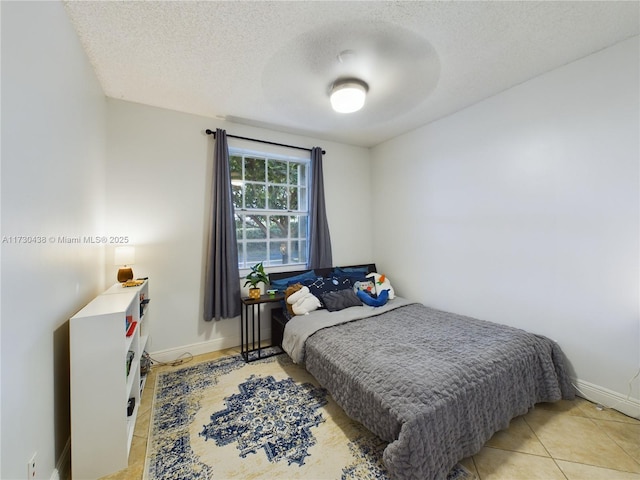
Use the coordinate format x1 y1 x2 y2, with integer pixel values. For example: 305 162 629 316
270 306 290 348
240 294 284 362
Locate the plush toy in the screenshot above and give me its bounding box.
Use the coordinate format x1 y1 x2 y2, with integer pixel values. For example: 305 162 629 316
286 285 321 315
284 283 303 317
357 288 389 307
366 273 395 299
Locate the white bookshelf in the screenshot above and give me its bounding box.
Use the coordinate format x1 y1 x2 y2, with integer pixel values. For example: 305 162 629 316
70 280 150 479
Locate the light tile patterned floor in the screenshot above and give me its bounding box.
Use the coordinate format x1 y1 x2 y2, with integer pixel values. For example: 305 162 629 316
100 347 640 480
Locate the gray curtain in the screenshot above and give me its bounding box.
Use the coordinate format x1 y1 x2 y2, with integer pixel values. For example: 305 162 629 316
204 129 241 320
307 146 333 269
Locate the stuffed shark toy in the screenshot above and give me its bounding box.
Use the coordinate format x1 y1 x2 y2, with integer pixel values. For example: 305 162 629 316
366 272 395 299
357 288 390 307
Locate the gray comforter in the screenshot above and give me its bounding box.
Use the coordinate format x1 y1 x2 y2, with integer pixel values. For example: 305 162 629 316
298 302 574 480
283 297 413 364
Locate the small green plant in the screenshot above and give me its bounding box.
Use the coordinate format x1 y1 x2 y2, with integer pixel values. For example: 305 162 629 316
243 262 269 289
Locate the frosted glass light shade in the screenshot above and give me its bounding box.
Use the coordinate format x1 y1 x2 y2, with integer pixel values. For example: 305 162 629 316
330 80 367 113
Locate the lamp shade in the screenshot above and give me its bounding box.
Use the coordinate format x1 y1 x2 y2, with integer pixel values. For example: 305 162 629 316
114 246 135 266
330 79 368 113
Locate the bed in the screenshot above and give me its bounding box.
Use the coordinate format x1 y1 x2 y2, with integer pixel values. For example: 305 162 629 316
270 265 574 480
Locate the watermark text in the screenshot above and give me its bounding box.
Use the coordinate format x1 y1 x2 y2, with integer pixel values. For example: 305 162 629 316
2 235 131 245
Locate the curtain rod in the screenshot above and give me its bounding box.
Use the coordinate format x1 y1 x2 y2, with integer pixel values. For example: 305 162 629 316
205 129 325 155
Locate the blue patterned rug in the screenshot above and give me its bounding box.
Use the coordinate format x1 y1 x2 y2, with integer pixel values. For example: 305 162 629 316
144 350 475 479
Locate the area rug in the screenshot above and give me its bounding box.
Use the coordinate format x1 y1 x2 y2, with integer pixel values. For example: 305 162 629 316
144 350 475 480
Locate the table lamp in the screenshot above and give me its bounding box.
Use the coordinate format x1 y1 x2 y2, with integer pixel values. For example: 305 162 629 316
114 246 135 283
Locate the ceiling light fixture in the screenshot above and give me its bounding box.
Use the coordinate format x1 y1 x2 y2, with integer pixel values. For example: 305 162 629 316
330 79 368 113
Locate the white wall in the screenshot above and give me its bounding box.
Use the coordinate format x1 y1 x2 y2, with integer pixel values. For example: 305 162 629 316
371 37 640 416
105 99 373 359
1 1 107 478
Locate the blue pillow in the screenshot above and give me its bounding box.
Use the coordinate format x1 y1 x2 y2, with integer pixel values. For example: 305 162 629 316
332 266 369 276
270 270 317 292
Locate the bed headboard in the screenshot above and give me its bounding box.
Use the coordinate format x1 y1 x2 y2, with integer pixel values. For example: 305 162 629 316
268 263 377 283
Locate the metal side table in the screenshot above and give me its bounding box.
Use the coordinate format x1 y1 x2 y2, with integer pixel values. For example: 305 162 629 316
240 293 284 362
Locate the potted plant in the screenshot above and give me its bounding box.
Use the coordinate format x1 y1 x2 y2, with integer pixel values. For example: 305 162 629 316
244 262 269 299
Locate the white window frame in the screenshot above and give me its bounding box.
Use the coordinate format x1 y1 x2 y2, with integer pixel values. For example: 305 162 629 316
230 147 310 270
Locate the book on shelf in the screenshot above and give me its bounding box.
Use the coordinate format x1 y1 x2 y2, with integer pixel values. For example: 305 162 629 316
126 321 137 337
126 351 135 376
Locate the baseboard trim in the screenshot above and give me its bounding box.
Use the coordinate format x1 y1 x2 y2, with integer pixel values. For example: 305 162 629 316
54 437 70 480
148 329 271 365
149 338 235 364
573 378 640 419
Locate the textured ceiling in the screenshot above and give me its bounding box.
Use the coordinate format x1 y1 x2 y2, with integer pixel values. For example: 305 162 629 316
63 1 639 148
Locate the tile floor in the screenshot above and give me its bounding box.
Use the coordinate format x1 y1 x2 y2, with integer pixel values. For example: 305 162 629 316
101 347 640 480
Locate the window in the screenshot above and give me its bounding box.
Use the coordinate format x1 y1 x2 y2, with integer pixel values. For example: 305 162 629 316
230 149 309 268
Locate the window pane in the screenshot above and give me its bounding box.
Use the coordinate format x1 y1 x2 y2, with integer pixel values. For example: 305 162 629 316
246 242 267 264
245 215 267 239
232 184 243 209
230 155 244 208
289 162 299 185
298 187 307 211
268 159 287 184
230 155 242 176
289 187 299 210
234 214 244 240
269 215 288 239
244 157 265 181
270 241 289 265
299 163 307 185
290 215 300 238
245 184 266 209
299 215 308 237
268 185 287 210
289 240 299 263
237 243 245 268
296 240 307 264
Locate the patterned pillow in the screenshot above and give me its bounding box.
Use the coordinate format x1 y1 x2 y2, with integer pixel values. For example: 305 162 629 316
302 276 353 307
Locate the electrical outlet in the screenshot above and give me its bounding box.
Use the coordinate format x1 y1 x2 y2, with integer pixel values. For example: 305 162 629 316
27 452 36 479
